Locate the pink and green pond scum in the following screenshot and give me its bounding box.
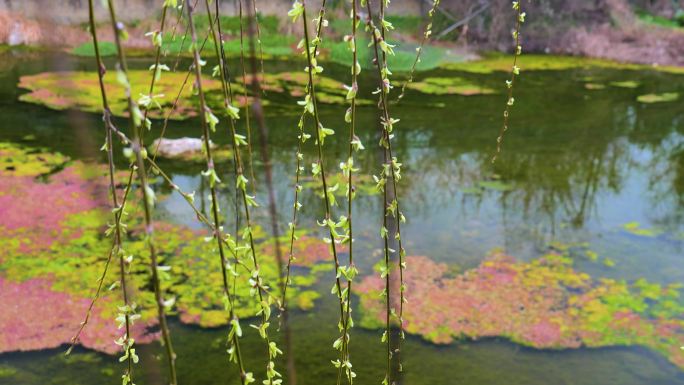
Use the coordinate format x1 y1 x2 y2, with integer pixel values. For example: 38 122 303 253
1 142 683 372
0 142 333 354
355 253 684 369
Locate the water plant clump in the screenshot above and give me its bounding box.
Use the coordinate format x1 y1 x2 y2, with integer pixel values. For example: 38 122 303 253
18 70 224 120
404 77 496 96
0 146 161 356
0 143 331 355
442 54 684 74
0 142 69 177
636 92 680 103
355 252 684 370
17 70 369 120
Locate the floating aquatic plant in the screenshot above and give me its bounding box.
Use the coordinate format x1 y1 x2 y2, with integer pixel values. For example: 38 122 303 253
637 92 680 103
584 83 606 90
0 277 157 355
404 77 495 96
355 252 684 370
169 232 335 327
18 70 368 120
610 80 640 88
18 70 223 119
621 221 662 237
443 54 684 74
0 142 69 177
0 146 330 355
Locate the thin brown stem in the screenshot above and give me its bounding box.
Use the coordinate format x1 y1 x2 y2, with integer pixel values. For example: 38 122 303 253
186 3 248 382
397 0 441 101
338 0 359 382
72 4 137 385
492 2 524 164
298 3 351 381
365 1 407 382
237 0 258 195
282 0 329 308
198 2 279 383
105 1 178 383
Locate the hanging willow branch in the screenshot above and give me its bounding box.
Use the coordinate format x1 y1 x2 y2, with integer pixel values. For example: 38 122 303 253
67 173 134 352
185 2 250 383
235 0 298 381
492 1 525 164
138 1 169 146
236 0 258 195
282 0 330 307
364 0 408 383
337 0 362 383
146 158 256 276
193 2 283 384
68 4 138 373
250 0 266 87
288 1 356 382
104 0 178 383
397 0 441 101
151 7 219 162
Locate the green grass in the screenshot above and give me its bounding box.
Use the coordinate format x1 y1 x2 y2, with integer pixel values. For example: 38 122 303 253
192 14 279 36
329 37 446 72
161 32 295 57
71 14 446 71
385 15 424 35
72 41 117 57
223 34 296 56
636 10 683 29
331 15 424 36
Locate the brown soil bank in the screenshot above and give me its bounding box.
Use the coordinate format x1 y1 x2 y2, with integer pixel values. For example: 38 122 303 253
2 0 684 67
439 0 684 66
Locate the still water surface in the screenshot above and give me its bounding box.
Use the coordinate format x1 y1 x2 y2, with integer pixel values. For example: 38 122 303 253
0 49 683 384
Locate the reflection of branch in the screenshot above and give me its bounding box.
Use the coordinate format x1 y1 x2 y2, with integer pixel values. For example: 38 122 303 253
435 1 490 39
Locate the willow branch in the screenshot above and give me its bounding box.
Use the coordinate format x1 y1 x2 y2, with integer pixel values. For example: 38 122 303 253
397 0 441 101
105 1 178 383
366 1 408 383
186 3 249 382
197 2 281 383
492 1 524 163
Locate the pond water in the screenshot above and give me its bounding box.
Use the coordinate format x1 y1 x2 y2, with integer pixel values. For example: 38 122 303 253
0 48 683 385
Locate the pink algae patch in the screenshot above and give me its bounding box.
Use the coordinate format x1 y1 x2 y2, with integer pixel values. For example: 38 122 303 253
260 235 348 267
0 167 106 230
0 166 109 255
524 320 563 347
355 253 684 369
0 277 156 354
0 144 161 354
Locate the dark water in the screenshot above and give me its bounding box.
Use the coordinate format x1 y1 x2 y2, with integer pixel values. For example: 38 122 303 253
1 48 683 384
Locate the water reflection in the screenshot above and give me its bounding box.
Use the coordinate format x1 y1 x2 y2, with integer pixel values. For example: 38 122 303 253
1 50 684 384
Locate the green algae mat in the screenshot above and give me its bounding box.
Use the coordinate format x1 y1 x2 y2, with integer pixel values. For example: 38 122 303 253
0 143 331 354
17 70 371 120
